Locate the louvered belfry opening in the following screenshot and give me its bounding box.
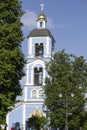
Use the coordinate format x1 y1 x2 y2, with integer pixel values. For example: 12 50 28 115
34 67 43 86
35 43 43 57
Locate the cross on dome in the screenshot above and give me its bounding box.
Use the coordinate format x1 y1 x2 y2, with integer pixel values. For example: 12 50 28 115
40 4 45 11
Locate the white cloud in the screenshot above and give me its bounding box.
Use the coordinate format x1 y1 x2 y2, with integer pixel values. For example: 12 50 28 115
21 10 67 30
21 10 37 28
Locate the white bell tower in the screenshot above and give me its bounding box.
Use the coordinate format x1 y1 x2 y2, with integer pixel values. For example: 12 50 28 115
6 5 56 130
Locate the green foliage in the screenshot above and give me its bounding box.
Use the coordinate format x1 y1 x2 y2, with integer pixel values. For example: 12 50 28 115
27 115 46 130
83 120 87 130
0 0 26 123
44 49 87 129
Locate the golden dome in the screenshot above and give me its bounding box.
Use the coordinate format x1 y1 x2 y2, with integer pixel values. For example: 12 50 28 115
37 13 47 22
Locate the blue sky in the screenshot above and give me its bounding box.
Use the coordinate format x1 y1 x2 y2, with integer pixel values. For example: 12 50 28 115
21 0 87 60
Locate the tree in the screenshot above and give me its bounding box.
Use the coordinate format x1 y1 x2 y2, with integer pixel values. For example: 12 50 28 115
27 115 46 130
0 0 25 123
83 120 87 130
44 50 87 129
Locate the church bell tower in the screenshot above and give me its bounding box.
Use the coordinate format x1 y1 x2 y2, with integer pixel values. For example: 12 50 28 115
6 5 55 130
24 4 55 102
23 4 55 129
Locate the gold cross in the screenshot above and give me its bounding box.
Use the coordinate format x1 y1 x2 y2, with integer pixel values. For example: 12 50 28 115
40 4 45 11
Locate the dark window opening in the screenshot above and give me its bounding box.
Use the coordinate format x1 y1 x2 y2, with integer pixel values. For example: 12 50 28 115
52 42 54 50
13 122 20 130
35 43 43 57
40 22 42 28
34 67 43 86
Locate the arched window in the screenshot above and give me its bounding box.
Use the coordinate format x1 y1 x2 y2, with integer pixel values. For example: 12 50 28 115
38 90 43 98
35 43 43 57
14 122 20 130
32 90 37 98
34 67 43 86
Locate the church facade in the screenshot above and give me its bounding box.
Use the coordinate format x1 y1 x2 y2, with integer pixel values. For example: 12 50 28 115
6 6 55 130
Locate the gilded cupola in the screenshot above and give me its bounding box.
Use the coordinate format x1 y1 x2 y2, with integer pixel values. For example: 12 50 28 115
37 13 47 22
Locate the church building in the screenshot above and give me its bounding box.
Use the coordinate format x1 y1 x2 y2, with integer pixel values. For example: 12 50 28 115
6 5 55 130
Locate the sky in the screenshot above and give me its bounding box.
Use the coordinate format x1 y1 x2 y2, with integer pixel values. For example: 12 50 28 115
21 0 87 60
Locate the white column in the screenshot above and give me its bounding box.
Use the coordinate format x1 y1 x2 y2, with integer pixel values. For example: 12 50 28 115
31 69 33 85
46 37 50 57
28 38 32 58
23 103 26 130
46 37 49 54
43 68 45 85
24 87 27 101
6 113 9 130
26 64 28 85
